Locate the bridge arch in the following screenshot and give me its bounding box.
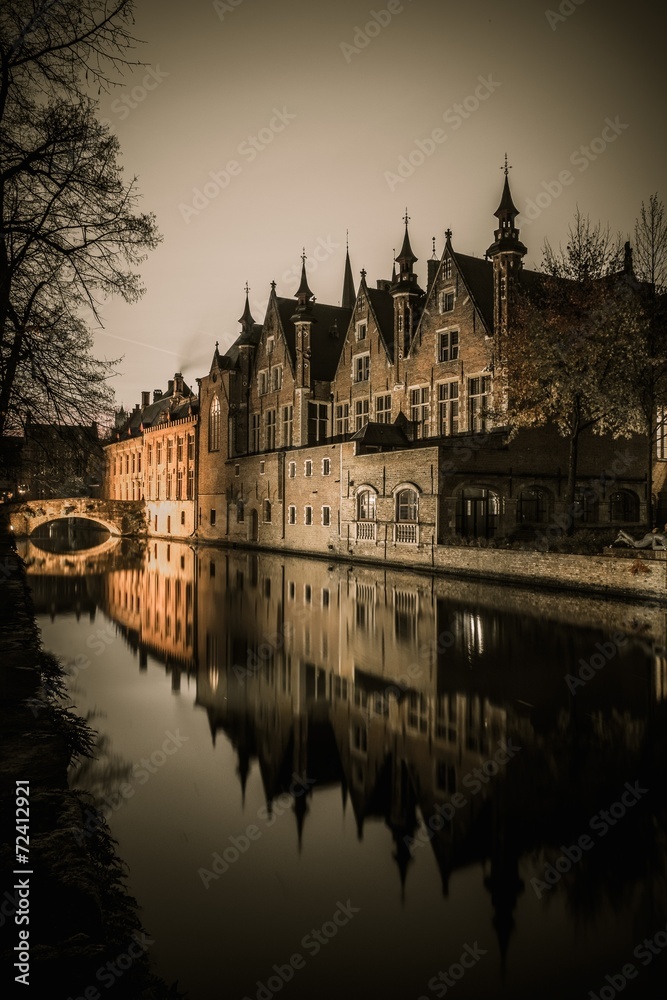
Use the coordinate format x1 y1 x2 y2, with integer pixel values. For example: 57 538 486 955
4 498 146 538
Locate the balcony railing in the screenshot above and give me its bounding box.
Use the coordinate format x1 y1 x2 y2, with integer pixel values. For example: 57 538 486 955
356 521 376 542
394 522 418 544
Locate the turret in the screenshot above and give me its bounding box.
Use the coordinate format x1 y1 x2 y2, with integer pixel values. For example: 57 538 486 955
390 212 423 383
485 157 527 351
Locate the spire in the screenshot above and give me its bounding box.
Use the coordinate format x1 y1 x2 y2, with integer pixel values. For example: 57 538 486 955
391 249 397 283
397 209 417 266
209 339 222 373
293 249 315 319
486 157 527 260
341 234 356 309
392 211 422 293
494 155 519 229
238 283 256 340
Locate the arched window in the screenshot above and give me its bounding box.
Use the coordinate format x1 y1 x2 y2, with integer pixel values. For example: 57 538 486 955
457 487 500 538
357 490 376 521
517 487 551 524
263 499 272 523
209 396 221 452
396 489 418 522
609 490 639 523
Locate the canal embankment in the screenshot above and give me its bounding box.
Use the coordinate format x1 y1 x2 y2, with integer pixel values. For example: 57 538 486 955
0 528 183 998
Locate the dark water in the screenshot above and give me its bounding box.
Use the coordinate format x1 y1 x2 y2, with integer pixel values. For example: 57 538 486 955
23 535 667 1000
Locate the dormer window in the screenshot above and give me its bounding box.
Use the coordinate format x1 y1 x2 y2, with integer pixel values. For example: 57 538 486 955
443 258 452 280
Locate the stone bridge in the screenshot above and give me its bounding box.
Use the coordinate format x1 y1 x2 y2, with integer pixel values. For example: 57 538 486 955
3 498 146 538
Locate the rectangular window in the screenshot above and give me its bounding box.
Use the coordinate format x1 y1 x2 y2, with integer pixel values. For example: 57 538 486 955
131 453 136 474
234 463 240 477
177 437 184 462
188 435 195 461
356 321 367 341
156 475 160 501
271 366 282 391
438 381 460 435
210 509 216 526
443 258 452 280
167 438 173 464
187 468 194 499
305 505 313 525
156 442 162 464
410 387 430 439
322 506 331 526
288 461 296 478
308 401 328 443
335 403 350 436
322 457 331 476
440 291 455 313
177 469 183 499
375 394 391 424
181 510 185 525
438 330 459 362
251 414 260 453
258 370 268 395
288 505 296 524
354 399 369 431
265 409 276 450
266 335 275 355
468 376 492 432
147 444 152 466
259 460 265 475
138 453 142 474
354 354 370 382
283 405 293 446
237 500 244 522
304 460 313 477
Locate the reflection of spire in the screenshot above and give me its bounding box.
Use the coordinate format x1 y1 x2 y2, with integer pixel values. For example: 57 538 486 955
294 790 309 854
237 747 251 809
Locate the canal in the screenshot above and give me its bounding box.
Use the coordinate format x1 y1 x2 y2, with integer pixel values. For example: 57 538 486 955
21 527 667 999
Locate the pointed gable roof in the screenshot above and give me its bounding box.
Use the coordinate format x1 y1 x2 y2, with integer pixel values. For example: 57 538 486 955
275 298 352 381
452 251 495 332
342 245 356 309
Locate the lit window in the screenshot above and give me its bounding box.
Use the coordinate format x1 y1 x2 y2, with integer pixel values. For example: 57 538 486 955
438 330 459 362
209 397 221 452
438 382 459 435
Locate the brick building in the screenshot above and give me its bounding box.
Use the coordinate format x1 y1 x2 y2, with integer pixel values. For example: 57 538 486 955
195 169 656 561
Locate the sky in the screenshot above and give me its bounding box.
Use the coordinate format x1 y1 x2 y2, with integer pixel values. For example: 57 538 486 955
94 0 667 410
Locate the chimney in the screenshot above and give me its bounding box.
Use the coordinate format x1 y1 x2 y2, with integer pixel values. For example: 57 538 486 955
174 372 185 395
427 258 439 292
141 391 150 408
153 389 162 402
167 379 174 395
376 279 392 292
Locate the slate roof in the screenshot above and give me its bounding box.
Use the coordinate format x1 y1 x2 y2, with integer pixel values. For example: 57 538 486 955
275 298 352 382
366 286 396 361
452 252 495 332
350 421 410 448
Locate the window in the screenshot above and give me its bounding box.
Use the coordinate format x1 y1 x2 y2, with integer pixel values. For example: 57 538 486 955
396 488 418 522
259 460 265 475
322 457 331 476
125 454 129 474
147 445 153 467
209 397 221 451
438 330 459 362
166 471 172 500
357 490 376 520
283 405 293 447
658 407 667 459
237 500 244 522
263 499 272 523
167 515 171 534
304 460 313 477
354 398 369 431
305 505 313 525
251 414 260 452
517 487 550 524
265 409 276 450
138 453 142 473
271 366 282 391
440 291 455 313
288 505 296 524
266 335 275 355
187 468 194 499
177 469 183 499
609 490 639 523
156 475 160 500
157 441 163 464
438 382 459 435
258 370 268 395
468 376 491 432
177 437 184 462
322 506 331 526
335 403 349 436
573 489 598 525
288 461 296 479
131 453 136 474
354 353 370 382
234 463 240 477
375 394 391 423
356 321 367 341
210 509 216 526
410 387 430 439
167 438 173 464
188 435 195 461
308 401 328 443
443 258 452 279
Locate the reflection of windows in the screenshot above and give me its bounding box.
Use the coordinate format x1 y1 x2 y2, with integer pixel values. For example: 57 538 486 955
394 589 418 643
436 695 457 743
354 353 370 382
468 376 491 432
335 403 349 436
407 692 428 734
438 382 459 435
438 330 459 362
209 398 221 452
410 387 430 439
354 398 369 431
375 394 391 423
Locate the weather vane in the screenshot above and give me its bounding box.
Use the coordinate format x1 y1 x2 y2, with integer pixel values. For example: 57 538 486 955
502 153 512 176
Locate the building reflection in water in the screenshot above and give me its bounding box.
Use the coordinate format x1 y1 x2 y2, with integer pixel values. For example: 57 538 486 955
28 540 667 987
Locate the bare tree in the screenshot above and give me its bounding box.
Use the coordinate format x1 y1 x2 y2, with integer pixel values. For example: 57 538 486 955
0 1 160 441
634 193 667 293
